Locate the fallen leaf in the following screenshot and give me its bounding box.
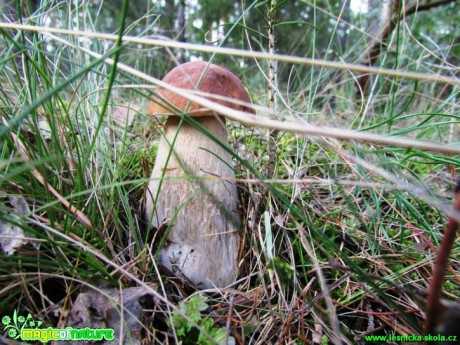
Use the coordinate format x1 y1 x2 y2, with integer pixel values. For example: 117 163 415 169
0 196 39 255
63 286 157 345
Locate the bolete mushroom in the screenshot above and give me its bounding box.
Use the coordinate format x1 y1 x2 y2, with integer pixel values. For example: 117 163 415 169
145 61 254 288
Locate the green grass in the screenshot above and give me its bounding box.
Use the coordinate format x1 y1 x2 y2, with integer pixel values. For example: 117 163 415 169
1 0 459 344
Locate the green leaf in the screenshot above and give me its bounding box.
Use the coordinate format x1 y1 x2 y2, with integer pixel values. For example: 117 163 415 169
198 318 235 345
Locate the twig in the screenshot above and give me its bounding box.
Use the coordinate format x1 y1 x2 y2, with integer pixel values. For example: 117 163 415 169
275 298 298 345
424 179 460 340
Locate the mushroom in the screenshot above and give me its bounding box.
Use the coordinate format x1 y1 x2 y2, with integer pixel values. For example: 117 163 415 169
145 61 254 288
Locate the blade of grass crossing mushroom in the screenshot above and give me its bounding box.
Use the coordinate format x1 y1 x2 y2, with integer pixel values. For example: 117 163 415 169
31 32 460 156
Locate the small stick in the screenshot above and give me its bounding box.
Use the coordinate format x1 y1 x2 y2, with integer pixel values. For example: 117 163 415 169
424 180 460 339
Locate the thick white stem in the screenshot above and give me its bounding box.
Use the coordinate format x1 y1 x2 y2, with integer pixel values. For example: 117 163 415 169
145 116 241 288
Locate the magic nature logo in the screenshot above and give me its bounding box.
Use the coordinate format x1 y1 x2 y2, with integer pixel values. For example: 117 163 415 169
2 311 43 339
2 310 115 343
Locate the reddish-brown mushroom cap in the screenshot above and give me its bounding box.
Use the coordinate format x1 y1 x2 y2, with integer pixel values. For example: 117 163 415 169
148 61 255 116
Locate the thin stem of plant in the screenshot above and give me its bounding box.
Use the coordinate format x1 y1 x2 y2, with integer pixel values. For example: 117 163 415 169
424 181 460 340
267 0 278 178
